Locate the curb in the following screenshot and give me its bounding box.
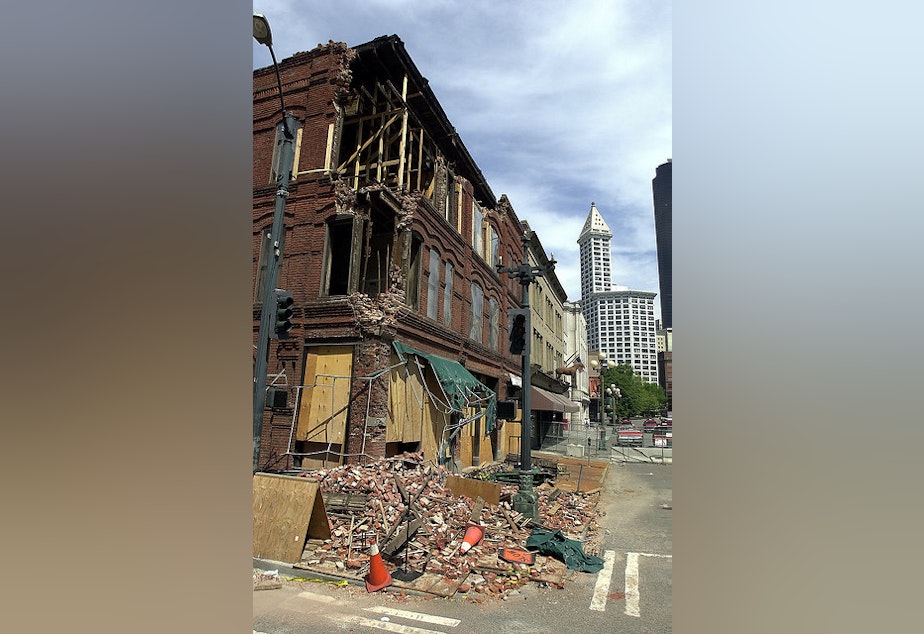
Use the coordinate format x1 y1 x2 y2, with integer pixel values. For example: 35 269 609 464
253 558 438 599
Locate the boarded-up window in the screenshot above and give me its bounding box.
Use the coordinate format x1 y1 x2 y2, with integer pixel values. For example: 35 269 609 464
295 346 354 467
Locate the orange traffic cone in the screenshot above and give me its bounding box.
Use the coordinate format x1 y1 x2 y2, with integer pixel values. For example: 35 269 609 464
459 524 484 553
364 541 392 592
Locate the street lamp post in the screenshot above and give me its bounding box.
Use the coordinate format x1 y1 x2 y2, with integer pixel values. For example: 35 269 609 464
496 232 556 519
611 386 621 422
591 355 608 425
253 14 301 474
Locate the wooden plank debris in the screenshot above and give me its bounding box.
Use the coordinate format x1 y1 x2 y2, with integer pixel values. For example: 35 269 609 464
381 518 423 557
322 492 368 513
446 474 500 506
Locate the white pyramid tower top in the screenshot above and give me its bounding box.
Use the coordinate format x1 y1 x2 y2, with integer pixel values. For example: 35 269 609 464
577 202 612 242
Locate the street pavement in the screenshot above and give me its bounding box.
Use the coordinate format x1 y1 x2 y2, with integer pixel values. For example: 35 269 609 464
253 438 672 633
253 427 673 634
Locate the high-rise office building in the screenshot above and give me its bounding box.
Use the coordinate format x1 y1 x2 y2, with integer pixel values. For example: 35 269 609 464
577 203 660 384
652 159 672 328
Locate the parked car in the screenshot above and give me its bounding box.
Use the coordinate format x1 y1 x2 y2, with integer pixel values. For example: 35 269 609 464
643 418 659 432
659 418 672 429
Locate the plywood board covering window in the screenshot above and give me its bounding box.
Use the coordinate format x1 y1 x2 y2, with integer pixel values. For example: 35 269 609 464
296 346 354 445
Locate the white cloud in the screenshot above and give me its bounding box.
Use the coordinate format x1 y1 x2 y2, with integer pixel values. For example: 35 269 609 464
253 0 670 310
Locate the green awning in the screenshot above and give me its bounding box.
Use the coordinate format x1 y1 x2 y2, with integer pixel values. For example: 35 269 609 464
394 341 497 433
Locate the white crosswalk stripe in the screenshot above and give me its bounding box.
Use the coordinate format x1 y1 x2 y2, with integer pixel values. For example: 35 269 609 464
364 606 460 627
328 614 449 634
588 550 672 615
323 605 462 634
590 550 617 611
625 551 672 617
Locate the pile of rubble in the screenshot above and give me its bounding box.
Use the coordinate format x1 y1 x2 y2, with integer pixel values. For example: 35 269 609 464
295 452 603 600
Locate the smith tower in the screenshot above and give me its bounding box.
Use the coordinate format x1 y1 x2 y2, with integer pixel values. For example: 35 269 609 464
577 202 659 384
578 202 613 300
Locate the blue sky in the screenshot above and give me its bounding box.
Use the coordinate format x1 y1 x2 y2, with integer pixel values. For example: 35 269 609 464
253 0 671 314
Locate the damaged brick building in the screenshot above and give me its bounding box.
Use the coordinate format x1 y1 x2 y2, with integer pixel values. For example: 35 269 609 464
253 35 573 472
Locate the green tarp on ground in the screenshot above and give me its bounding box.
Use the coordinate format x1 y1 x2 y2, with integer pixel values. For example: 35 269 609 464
525 528 605 573
393 341 497 433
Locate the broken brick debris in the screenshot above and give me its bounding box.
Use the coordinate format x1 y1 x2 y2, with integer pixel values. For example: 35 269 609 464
293 452 601 599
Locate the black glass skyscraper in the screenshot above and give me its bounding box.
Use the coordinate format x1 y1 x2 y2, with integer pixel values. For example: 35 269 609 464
652 160 672 328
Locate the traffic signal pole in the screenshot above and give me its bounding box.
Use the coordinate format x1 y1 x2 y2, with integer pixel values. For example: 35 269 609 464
496 232 556 519
253 112 300 474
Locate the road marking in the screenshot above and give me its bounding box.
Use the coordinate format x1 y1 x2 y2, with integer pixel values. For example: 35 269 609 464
625 552 673 617
329 614 448 634
625 552 641 617
364 606 460 627
589 549 617 611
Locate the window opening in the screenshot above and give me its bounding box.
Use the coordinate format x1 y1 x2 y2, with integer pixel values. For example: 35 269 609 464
443 262 454 327
324 219 353 296
427 248 440 319
360 207 395 296
470 282 484 343
406 232 423 308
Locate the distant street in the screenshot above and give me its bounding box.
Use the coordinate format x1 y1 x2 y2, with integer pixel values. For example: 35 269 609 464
254 460 672 633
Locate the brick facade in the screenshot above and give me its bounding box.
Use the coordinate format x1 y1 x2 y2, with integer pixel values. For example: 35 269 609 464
253 37 530 470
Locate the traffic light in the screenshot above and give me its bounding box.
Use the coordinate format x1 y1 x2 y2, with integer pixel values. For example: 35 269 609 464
508 309 528 355
271 289 294 339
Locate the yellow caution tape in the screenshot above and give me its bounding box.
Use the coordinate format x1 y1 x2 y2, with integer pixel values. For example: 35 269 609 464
285 577 349 587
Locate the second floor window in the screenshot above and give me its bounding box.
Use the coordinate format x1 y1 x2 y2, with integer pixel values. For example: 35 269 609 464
470 282 483 343
427 248 440 319
322 219 353 296
488 298 499 350
443 262 453 327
